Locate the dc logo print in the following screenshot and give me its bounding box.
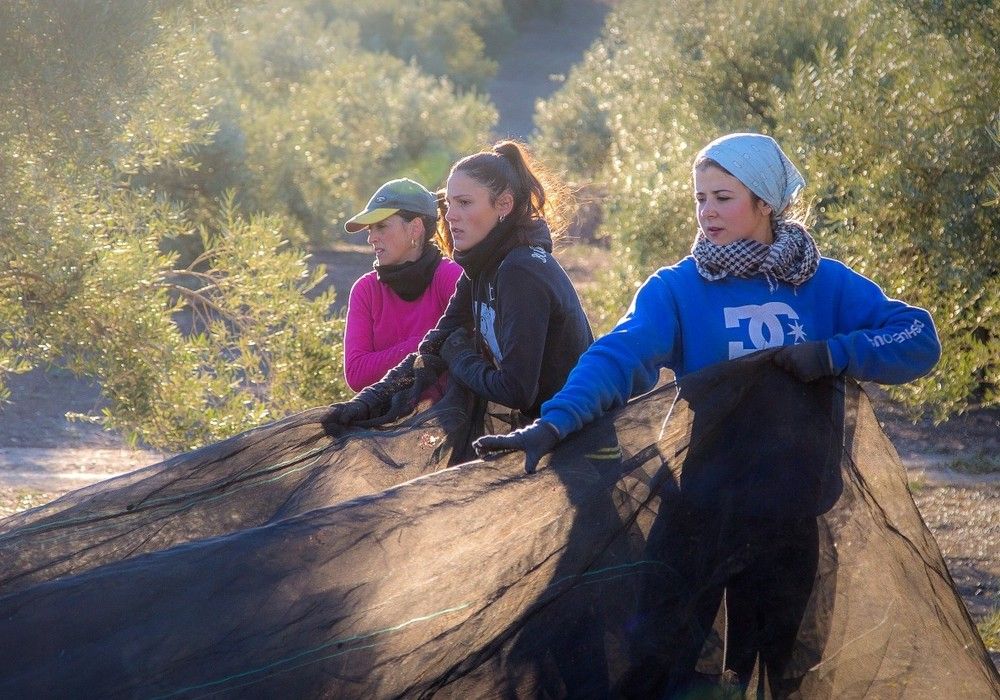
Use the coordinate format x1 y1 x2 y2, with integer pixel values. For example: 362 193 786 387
724 302 808 358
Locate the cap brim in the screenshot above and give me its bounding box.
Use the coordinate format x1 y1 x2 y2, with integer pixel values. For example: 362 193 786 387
344 207 399 233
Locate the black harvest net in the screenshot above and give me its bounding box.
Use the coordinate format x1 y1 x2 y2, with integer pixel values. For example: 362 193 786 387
1 355 997 698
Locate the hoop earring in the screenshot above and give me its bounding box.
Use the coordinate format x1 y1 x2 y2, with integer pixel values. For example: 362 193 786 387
411 238 418 248
498 214 506 223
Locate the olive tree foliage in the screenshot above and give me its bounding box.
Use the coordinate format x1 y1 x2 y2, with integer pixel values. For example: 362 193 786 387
211 2 496 245
304 0 516 91
0 1 236 434
298 0 566 90
535 0 999 417
1 1 492 450
537 0 851 264
777 3 1000 414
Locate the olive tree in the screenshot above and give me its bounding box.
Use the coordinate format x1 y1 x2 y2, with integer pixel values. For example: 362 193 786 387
535 0 999 416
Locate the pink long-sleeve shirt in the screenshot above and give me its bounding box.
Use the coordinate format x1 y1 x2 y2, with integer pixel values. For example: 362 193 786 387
343 258 463 392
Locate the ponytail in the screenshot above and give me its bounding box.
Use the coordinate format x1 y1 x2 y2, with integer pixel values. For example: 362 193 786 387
451 140 572 244
491 141 546 226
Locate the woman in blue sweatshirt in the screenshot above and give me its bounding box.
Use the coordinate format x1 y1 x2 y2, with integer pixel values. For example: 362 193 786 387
476 131 940 468
474 132 941 695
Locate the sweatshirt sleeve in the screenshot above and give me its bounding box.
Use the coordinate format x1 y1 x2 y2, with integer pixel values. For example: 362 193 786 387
343 277 421 392
826 266 941 384
444 260 552 410
541 271 682 437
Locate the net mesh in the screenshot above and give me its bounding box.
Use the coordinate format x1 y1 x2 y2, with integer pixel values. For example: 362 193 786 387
1 354 996 698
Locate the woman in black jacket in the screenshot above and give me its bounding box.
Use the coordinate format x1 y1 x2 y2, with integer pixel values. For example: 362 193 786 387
325 140 593 428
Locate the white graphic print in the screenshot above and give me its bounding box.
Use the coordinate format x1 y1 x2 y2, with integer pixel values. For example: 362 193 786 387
529 246 548 263
787 319 808 343
866 318 926 348
724 302 804 358
479 303 502 362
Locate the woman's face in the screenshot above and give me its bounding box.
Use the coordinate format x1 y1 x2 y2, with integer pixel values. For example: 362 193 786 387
445 170 510 252
367 214 422 266
694 165 773 245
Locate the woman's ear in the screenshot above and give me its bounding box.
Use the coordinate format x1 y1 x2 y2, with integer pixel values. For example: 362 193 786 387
496 190 514 219
406 216 425 240
757 199 774 219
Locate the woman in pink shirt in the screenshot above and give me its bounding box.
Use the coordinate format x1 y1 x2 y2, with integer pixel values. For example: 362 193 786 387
342 178 462 396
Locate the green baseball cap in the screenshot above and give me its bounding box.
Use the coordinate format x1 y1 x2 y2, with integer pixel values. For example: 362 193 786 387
344 178 438 233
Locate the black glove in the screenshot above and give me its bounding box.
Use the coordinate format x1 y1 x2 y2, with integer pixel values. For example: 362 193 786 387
322 353 418 430
439 327 477 368
413 351 448 380
473 419 563 474
355 352 417 407
417 323 451 357
377 353 448 423
772 341 835 383
321 399 372 426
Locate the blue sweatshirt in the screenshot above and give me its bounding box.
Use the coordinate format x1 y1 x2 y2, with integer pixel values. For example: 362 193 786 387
541 256 941 438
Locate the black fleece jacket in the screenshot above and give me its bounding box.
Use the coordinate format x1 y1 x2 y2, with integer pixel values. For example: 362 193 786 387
419 219 593 417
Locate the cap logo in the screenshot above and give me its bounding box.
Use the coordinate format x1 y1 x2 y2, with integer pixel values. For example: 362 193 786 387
375 196 387 203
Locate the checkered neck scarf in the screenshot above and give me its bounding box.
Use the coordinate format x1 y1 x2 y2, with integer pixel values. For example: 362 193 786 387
691 220 820 290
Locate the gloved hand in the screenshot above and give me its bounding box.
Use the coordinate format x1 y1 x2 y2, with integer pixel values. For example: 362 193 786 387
323 354 418 430
473 419 563 474
772 341 835 383
379 353 449 422
321 399 371 427
439 327 477 367
413 352 448 382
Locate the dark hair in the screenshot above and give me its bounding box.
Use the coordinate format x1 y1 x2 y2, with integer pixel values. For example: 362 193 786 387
397 209 452 257
694 156 731 175
450 140 566 244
